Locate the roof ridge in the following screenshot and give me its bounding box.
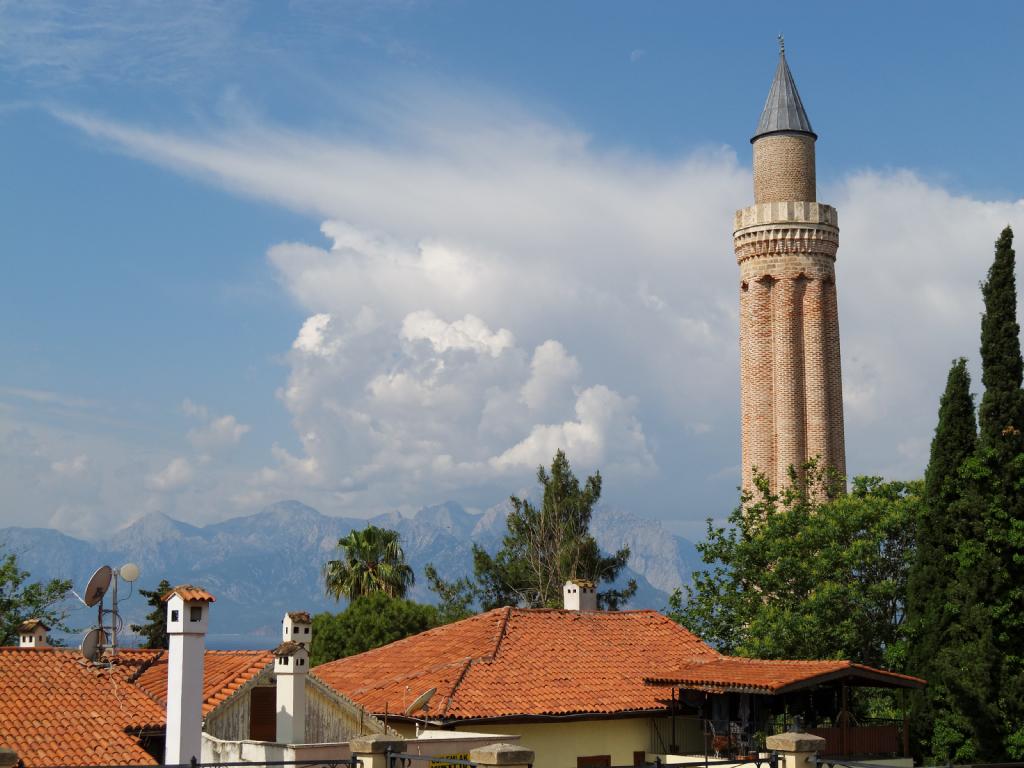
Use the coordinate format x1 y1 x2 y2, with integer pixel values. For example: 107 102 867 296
490 606 513 659
127 649 164 684
439 656 475 717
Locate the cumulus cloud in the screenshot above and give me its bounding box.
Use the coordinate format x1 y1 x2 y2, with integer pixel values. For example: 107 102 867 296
492 385 654 474
183 400 250 452
293 314 340 358
147 457 194 491
402 311 514 357
44 90 1024 533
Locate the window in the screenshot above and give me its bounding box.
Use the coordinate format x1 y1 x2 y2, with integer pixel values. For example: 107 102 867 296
190 606 203 622
171 609 179 622
304 627 310 634
293 626 299 633
278 656 289 665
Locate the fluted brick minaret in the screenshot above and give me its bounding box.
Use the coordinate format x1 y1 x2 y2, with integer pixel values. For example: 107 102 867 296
734 40 846 495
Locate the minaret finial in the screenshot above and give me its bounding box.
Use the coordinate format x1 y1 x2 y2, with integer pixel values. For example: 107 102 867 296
778 34 785 55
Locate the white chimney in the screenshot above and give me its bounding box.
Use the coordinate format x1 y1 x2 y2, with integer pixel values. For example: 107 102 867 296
17 619 49 648
282 611 312 644
163 586 213 765
563 579 598 611
274 619 309 744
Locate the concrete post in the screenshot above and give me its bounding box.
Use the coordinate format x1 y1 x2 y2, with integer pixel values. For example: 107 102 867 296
350 735 406 768
765 731 825 768
469 743 535 768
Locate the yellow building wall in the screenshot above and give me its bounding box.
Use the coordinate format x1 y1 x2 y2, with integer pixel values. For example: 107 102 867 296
454 718 654 768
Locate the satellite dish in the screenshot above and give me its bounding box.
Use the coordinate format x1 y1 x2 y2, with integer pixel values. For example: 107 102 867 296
118 562 140 583
404 687 436 716
82 566 112 607
80 627 107 662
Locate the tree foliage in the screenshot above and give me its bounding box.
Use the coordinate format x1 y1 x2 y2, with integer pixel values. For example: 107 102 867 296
309 592 440 666
322 525 415 601
671 463 918 669
904 227 1024 763
0 551 74 646
129 579 172 649
470 450 635 610
424 564 475 624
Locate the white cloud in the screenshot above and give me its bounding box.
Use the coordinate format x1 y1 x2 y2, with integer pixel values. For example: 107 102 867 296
492 385 654 474
188 415 250 451
401 310 514 357
38 89 1024 530
147 457 194 491
521 340 580 414
51 454 88 477
293 313 340 358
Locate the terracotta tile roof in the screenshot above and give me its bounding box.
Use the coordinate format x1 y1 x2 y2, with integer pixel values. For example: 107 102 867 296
131 649 273 715
0 648 164 766
161 585 216 603
644 657 926 693
0 646 273 766
287 611 311 623
313 608 719 720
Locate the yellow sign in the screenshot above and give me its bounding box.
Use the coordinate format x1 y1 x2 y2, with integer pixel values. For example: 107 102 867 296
430 753 470 768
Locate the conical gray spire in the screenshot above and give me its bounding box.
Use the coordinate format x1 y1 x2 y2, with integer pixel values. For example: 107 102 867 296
752 48 815 142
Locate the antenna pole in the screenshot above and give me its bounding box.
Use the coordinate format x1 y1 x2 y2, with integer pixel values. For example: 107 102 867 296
111 570 118 655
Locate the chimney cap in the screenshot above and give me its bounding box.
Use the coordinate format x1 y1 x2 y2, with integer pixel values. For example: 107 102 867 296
162 585 216 603
17 618 50 633
565 578 596 589
274 640 307 656
286 611 311 623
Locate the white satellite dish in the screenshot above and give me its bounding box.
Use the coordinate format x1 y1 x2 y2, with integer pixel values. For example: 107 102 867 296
82 566 112 607
118 562 140 583
80 627 107 662
404 686 437 716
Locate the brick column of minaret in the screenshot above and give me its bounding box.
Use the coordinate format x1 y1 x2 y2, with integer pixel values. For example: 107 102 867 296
734 43 846 495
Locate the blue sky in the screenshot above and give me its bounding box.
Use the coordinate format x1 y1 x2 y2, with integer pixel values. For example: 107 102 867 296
2 1 1024 540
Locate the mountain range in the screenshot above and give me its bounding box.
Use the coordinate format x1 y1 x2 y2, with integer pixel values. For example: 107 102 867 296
0 500 699 648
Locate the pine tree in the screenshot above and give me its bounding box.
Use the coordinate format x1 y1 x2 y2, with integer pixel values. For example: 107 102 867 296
130 579 171 649
907 359 977 760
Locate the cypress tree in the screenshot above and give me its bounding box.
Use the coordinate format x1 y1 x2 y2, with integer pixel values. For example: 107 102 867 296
907 359 977 760
979 226 1024 455
973 225 1024 758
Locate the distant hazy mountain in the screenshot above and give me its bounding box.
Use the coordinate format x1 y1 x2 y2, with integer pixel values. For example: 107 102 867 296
0 501 698 648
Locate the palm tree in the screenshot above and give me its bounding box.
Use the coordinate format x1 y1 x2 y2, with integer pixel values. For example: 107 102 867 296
322 525 415 601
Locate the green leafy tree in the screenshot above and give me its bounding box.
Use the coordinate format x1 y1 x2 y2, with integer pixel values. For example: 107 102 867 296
129 579 172 649
309 592 440 666
672 463 917 669
0 551 74 646
323 525 415 601
471 450 636 610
